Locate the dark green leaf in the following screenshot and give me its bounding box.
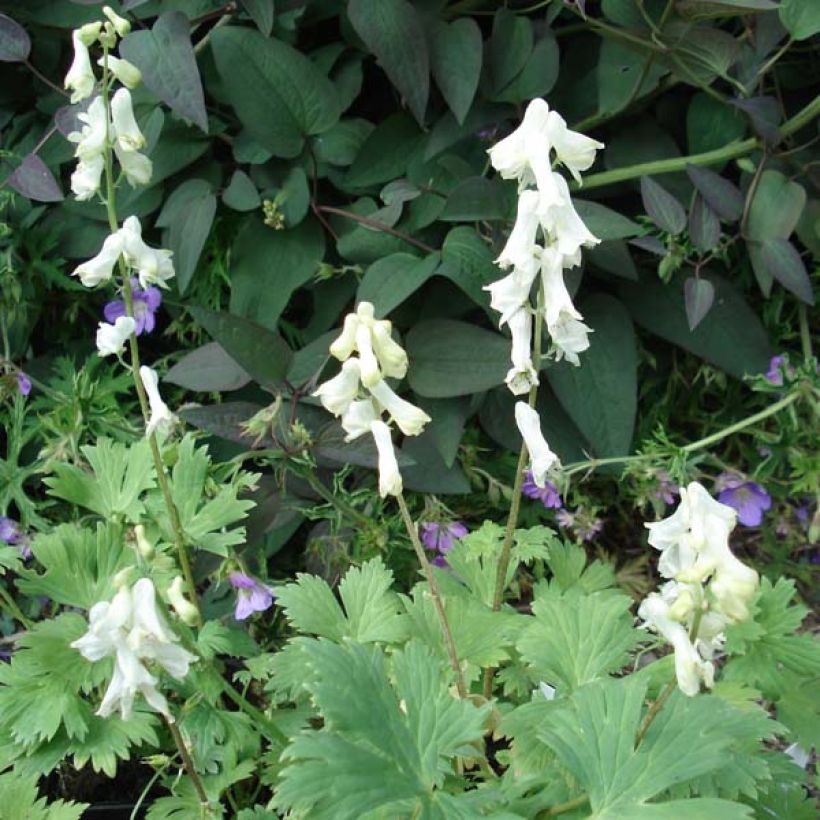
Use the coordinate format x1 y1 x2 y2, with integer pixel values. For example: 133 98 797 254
345 113 422 188
493 33 559 104
640 175 687 234
210 26 340 158
312 118 374 167
417 396 471 468
688 194 721 252
165 342 251 392
587 240 638 280
619 273 771 378
357 252 440 317
166 189 216 294
347 0 429 126
229 217 325 329
189 307 293 390
684 276 715 330
574 200 643 240
438 226 498 310
748 238 814 305
6 154 62 202
179 402 264 446
120 12 208 132
406 319 509 398
487 9 532 94
401 436 470 494
686 165 743 222
746 170 806 241
598 39 665 114
0 13 30 62
546 294 637 459
732 96 781 142
429 19 482 125
240 0 274 36
222 170 261 212
439 177 514 222
779 0 820 40
686 93 746 155
156 179 211 227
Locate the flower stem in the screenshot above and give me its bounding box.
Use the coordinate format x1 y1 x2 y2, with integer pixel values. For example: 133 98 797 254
634 680 676 748
396 491 467 697
214 673 288 746
798 304 812 362
99 53 201 623
164 716 213 815
299 469 373 529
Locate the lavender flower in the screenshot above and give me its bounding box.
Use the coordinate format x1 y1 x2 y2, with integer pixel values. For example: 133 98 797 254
228 572 274 620
653 470 679 506
431 554 449 569
0 516 30 559
104 278 162 336
522 470 563 509
17 372 31 396
764 354 792 386
556 507 603 542
419 521 468 553
715 473 772 527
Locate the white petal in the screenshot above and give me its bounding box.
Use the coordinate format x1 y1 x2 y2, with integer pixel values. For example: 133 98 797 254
70 154 105 202
505 307 538 395
73 231 124 286
313 358 361 416
371 321 408 380
546 109 604 183
341 399 379 441
139 365 175 437
497 189 541 271
329 313 360 361
355 322 381 388
114 144 153 188
370 420 402 497
368 379 431 436
485 266 538 327
514 402 558 486
65 31 96 103
96 316 136 357
111 88 146 151
101 55 141 89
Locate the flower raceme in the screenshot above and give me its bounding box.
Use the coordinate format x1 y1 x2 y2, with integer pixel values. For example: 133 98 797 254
71 578 196 721
314 301 429 497
640 482 760 696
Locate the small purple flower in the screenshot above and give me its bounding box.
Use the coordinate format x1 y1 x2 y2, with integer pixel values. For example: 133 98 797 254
764 354 792 386
653 470 678 506
17 372 31 396
104 278 162 336
419 521 468 553
431 554 449 569
228 572 274 620
0 516 30 559
556 507 603 542
716 473 772 527
521 470 563 509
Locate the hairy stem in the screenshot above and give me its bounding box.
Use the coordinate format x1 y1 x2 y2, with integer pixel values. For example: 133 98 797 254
100 54 201 621
396 492 467 697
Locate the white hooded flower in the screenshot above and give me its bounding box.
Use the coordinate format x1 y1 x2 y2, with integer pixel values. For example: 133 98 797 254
496 189 542 273
121 217 175 288
65 30 97 103
540 247 591 366
67 96 109 162
313 358 362 416
73 231 124 286
538 173 599 257
355 320 381 388
646 482 738 583
96 316 136 357
76 22 103 47
710 556 759 623
505 307 538 395
71 154 105 201
72 578 196 721
485 265 539 327
368 379 431 437
341 399 379 441
545 108 604 183
370 321 408 380
370 420 402 497
639 592 714 697
329 312 360 361
110 88 146 151
101 55 141 89
166 577 199 627
514 402 558 486
115 143 153 187
103 5 132 37
139 366 175 437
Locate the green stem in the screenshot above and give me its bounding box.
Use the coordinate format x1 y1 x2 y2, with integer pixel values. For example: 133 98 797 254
99 54 201 622
164 716 213 816
798 305 812 362
634 680 676 748
215 673 288 746
537 794 590 817
0 585 33 629
300 470 373 529
576 95 820 191
396 492 467 698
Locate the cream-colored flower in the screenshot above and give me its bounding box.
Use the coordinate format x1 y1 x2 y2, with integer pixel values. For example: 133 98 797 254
73 231 124 286
76 22 103 47
111 88 145 151
538 173 599 257
340 399 379 441
368 379 431 437
67 96 109 162
71 154 105 201
166 577 199 627
370 321 408 380
505 307 538 395
65 30 96 103
121 216 174 288
139 366 175 437
103 5 131 37
96 316 136 357
539 247 591 366
545 108 604 183
313 358 362 416
101 55 141 89
496 189 541 273
370 420 402 497
485 265 539 327
329 312 360 361
514 402 558 486
115 143 153 187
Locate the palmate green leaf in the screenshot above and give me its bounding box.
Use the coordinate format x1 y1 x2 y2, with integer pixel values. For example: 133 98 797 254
273 640 490 819
538 677 758 819
68 711 159 778
273 558 408 644
517 587 640 693
0 544 22 575
158 436 255 557
45 438 155 523
545 541 618 594
17 523 131 608
0 770 87 820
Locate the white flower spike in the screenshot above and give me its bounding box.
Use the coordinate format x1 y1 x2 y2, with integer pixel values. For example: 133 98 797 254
67 96 108 163
514 402 558 486
96 316 136 357
71 154 105 201
139 366 175 437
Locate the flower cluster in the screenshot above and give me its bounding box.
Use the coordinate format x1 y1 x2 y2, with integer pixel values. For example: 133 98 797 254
639 482 759 696
64 9 149 201
420 521 468 567
313 301 430 497
71 577 196 721
486 98 603 386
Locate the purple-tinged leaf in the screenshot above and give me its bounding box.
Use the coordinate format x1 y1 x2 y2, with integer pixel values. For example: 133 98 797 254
54 98 94 138
688 194 721 252
746 170 806 241
629 235 666 256
0 13 30 63
684 276 715 330
640 176 686 235
732 96 781 143
686 164 744 222
6 154 63 202
165 342 251 392
748 238 814 305
179 402 267 447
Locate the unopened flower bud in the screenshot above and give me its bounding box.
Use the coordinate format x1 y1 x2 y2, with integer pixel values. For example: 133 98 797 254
133 524 155 559
76 22 103 47
103 5 132 37
167 576 199 626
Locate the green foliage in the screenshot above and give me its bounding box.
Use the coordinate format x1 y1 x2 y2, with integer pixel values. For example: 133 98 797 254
273 640 490 819
0 770 87 820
